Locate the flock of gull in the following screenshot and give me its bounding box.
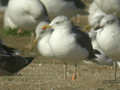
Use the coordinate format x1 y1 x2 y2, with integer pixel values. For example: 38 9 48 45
0 0 120 82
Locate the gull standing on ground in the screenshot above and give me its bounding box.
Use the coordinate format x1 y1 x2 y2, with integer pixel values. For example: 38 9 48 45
33 16 100 80
94 14 120 82
40 0 86 19
4 0 48 32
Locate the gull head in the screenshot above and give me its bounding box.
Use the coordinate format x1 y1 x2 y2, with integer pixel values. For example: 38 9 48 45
100 15 119 27
89 11 106 28
31 21 50 49
35 21 50 40
49 16 72 28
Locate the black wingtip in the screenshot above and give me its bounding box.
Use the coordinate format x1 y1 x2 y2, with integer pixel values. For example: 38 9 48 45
0 56 34 75
24 57 34 65
87 49 101 61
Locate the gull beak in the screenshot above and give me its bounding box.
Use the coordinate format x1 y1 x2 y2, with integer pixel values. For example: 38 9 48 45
30 38 38 50
33 38 38 45
83 24 91 32
29 31 38 51
42 24 52 30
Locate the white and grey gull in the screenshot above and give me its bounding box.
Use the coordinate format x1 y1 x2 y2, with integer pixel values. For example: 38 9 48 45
92 14 120 82
32 16 101 80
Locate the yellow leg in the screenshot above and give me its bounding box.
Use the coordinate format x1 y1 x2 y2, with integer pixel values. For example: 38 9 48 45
72 64 77 80
64 63 67 80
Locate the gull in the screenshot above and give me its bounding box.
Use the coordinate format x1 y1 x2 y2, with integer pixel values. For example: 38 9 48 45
40 0 86 19
95 14 120 82
33 16 100 80
0 39 34 75
89 29 113 66
95 0 120 17
87 2 114 66
4 0 48 32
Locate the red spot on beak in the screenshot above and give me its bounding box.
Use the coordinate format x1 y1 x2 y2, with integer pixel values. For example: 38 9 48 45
42 25 52 30
42 26 47 30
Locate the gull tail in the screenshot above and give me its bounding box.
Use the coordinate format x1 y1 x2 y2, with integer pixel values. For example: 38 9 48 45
88 49 113 66
87 49 100 60
95 54 113 66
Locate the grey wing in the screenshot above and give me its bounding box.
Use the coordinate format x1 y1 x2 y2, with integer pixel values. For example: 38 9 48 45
71 25 100 59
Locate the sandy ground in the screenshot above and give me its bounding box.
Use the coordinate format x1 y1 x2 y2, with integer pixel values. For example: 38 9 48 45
0 1 120 89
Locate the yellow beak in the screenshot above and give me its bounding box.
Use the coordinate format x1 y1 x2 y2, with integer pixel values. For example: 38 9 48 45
83 24 91 32
31 38 38 50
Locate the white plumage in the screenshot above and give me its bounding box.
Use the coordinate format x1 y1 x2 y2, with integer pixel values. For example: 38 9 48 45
35 21 54 57
89 28 113 66
34 16 99 80
96 15 120 60
95 0 120 17
35 16 97 64
4 0 48 29
93 14 120 81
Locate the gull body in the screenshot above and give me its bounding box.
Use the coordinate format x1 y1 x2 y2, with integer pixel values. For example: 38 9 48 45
89 29 113 65
96 15 120 60
36 16 98 64
93 14 120 81
4 0 48 29
34 16 101 80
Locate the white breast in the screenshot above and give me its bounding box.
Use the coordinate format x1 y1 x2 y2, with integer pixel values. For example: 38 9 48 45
97 24 120 59
49 28 89 60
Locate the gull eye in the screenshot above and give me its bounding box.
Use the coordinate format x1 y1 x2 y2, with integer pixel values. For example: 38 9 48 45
55 21 61 24
107 20 114 24
40 30 45 34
